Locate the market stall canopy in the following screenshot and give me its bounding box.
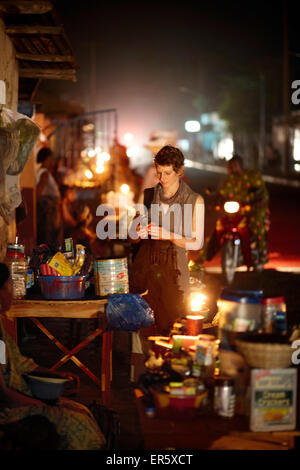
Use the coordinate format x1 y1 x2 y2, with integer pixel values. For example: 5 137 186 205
0 0 78 101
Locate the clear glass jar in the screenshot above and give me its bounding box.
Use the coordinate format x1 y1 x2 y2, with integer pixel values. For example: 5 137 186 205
262 296 287 333
5 244 28 299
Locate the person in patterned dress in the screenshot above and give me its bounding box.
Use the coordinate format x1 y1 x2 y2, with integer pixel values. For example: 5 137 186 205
0 263 106 450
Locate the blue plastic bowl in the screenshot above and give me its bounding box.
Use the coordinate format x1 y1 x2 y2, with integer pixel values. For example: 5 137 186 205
39 275 88 300
24 374 69 403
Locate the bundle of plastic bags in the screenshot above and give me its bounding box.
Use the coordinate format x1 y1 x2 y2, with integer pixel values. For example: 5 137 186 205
0 107 40 222
106 294 155 331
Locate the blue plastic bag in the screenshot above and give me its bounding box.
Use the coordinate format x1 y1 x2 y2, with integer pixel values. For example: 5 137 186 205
106 294 155 331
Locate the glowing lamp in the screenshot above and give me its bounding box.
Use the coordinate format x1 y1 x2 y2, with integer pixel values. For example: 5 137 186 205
95 165 104 174
224 201 240 214
120 184 130 195
88 149 96 158
85 169 93 179
190 292 206 312
102 152 110 161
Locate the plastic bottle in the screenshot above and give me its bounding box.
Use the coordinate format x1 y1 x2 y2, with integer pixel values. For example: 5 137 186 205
261 296 287 333
5 244 28 299
26 257 34 290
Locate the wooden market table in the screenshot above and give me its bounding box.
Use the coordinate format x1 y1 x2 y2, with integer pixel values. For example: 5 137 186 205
2 297 113 404
134 388 300 450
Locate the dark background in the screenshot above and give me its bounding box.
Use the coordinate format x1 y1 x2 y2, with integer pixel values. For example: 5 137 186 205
36 0 300 146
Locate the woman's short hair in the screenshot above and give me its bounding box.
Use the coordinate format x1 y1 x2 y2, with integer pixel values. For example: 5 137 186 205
154 145 184 172
37 147 52 164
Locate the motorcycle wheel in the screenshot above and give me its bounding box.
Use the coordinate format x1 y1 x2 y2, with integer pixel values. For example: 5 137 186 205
221 240 239 284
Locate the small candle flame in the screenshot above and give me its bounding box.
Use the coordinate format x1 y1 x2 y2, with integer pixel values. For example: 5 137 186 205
190 292 206 312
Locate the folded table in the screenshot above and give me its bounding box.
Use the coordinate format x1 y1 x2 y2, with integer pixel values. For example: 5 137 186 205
3 298 113 405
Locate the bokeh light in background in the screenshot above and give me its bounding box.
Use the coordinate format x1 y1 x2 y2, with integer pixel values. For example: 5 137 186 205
126 146 139 158
120 183 130 194
185 120 201 133
215 137 234 160
123 132 134 145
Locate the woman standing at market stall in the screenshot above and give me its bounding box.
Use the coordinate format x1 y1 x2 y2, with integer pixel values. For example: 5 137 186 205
130 145 205 335
0 263 106 450
36 147 63 249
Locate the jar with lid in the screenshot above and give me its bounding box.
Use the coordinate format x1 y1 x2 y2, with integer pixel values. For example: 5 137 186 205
262 296 287 333
217 288 263 350
213 375 236 418
5 244 28 299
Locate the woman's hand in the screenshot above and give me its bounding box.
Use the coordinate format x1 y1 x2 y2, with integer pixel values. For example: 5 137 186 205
136 224 148 239
148 224 171 240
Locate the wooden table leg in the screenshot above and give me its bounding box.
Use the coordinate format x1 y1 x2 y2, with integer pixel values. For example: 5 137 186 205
101 331 113 405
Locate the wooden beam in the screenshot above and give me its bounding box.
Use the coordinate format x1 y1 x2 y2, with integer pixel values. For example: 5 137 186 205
19 67 77 81
30 78 42 101
16 52 75 63
5 25 63 35
0 1 53 14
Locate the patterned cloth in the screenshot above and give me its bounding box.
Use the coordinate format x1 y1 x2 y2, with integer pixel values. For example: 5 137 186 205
0 319 106 450
218 169 270 264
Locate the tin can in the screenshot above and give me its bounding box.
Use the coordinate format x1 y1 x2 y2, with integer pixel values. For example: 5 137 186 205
213 376 235 418
93 257 129 296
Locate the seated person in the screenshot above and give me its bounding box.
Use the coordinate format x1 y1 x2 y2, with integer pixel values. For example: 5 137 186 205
60 185 78 238
0 263 106 450
71 204 97 248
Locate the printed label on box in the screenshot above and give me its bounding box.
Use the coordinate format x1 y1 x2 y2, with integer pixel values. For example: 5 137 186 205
250 368 297 432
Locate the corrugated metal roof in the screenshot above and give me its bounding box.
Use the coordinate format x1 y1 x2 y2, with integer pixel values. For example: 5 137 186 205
0 0 78 101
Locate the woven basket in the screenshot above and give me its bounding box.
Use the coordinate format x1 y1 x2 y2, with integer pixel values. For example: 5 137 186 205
235 339 292 369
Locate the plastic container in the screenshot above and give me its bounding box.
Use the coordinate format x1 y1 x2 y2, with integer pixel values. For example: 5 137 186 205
190 335 219 378
93 257 129 296
150 384 208 419
262 296 287 333
217 288 263 350
5 244 28 299
39 275 88 300
24 374 69 404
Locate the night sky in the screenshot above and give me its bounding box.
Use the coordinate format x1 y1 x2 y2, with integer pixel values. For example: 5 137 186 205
38 0 300 151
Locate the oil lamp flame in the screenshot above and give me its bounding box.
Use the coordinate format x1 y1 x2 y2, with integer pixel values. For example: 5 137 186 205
190 292 206 312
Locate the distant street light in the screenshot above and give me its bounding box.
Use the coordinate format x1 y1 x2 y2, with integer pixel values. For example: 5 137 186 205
185 120 201 133
184 120 201 161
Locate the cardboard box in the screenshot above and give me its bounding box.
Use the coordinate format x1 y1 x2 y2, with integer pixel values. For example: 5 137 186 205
250 368 297 432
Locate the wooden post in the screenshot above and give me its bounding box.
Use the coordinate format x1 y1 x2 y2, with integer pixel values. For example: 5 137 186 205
282 0 290 176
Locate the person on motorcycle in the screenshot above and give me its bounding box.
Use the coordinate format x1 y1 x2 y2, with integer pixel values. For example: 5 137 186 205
193 154 270 270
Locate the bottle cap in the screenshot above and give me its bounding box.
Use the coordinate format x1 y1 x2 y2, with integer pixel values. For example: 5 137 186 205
262 296 285 305
214 375 234 386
